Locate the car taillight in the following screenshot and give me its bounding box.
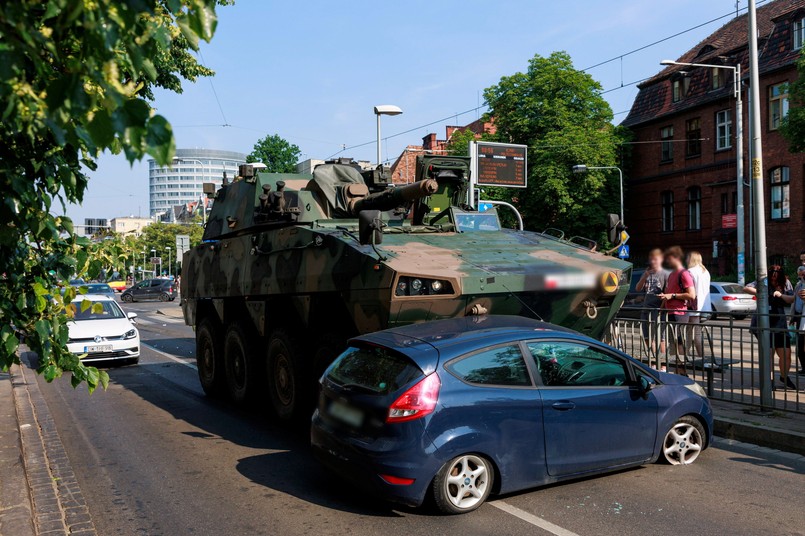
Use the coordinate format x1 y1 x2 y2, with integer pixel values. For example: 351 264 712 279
752 296 757 301
386 373 440 423
722 296 737 301
379 474 415 486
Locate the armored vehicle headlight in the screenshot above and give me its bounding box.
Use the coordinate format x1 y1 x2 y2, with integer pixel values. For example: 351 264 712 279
394 276 454 297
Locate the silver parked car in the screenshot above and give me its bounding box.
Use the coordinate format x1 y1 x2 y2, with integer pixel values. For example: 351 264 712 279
709 282 756 320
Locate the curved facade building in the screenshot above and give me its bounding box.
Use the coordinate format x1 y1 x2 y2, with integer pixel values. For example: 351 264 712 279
149 148 247 220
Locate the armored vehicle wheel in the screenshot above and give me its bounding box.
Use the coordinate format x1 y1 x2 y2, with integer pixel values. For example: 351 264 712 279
224 324 254 404
266 329 307 421
196 320 223 396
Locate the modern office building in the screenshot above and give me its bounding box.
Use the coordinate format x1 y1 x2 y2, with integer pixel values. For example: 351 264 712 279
82 218 110 236
149 148 247 220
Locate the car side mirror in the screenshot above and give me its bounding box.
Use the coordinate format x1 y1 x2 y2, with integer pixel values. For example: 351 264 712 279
638 375 653 399
127 312 138 323
358 210 383 246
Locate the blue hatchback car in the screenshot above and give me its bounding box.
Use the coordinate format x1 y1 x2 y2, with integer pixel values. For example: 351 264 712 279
311 316 713 514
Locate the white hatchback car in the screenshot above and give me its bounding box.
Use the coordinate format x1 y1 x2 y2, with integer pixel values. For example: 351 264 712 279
66 294 140 365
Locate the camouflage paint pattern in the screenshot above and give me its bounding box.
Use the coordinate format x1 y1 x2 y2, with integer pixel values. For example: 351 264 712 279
182 158 631 342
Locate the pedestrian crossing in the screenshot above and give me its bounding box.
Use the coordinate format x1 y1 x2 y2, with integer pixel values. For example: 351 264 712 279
136 315 184 325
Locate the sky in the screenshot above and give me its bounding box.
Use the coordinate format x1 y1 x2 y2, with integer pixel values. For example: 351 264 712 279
69 0 754 223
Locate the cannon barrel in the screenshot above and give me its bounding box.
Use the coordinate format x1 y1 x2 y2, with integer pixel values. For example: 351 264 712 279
350 179 438 215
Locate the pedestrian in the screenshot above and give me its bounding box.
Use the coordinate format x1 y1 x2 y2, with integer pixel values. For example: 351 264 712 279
790 265 805 376
635 248 668 355
685 251 711 358
657 246 696 375
744 266 797 390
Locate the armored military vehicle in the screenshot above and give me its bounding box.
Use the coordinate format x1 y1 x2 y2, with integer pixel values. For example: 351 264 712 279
181 155 631 419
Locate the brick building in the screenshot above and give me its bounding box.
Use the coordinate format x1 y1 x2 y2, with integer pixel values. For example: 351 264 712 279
622 0 805 273
388 119 495 184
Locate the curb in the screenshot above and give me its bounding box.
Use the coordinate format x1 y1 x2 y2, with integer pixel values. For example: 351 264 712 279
713 415 805 457
11 352 98 536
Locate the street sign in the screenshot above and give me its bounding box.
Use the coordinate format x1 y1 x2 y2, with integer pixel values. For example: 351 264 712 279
478 202 493 212
620 230 630 244
150 257 162 264
617 245 630 259
472 142 528 188
722 214 737 229
176 234 191 264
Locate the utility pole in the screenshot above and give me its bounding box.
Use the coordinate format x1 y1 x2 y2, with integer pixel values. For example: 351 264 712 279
735 64 745 286
748 0 772 410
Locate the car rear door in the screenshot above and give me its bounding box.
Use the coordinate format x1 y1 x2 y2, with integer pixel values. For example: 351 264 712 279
525 340 658 477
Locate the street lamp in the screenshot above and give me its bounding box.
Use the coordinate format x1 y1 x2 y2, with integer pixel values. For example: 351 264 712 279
165 247 172 278
141 250 146 281
150 248 157 277
572 164 624 227
661 59 745 284
173 157 207 225
373 105 403 168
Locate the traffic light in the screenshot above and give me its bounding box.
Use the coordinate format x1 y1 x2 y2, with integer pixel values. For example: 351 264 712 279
606 213 626 244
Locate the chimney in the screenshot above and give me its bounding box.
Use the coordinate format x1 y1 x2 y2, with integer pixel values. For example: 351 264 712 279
423 133 437 151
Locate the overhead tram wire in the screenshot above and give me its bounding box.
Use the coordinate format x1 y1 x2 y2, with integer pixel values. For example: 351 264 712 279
197 49 230 127
326 1 770 158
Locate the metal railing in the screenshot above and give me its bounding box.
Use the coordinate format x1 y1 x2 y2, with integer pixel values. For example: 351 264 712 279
608 309 803 414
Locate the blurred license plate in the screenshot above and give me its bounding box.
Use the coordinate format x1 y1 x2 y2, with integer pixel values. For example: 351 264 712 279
84 345 112 353
329 401 364 427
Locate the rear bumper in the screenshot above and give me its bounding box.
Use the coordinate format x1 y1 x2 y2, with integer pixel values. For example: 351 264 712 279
310 411 438 508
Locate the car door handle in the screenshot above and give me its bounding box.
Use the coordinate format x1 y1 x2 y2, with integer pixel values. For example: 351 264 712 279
551 401 576 411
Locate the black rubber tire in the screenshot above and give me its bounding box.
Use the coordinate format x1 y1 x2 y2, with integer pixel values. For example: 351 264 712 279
432 454 494 515
311 333 346 380
659 415 706 465
158 292 170 302
196 319 224 397
734 315 747 321
127 357 140 366
223 323 253 404
266 329 308 421
121 294 134 303
709 305 718 320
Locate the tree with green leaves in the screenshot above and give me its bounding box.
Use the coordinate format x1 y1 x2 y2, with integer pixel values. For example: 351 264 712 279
247 134 301 173
780 53 805 152
0 0 226 392
483 51 625 240
137 222 204 275
445 129 479 156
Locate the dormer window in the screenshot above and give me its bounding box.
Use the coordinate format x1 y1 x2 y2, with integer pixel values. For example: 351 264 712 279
696 44 716 58
672 77 689 102
795 18 805 49
712 67 725 90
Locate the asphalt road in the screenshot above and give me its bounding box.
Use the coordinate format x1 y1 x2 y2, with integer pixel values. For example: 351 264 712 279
35 299 805 536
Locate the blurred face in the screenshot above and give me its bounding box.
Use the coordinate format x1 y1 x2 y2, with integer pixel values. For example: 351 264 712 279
664 254 682 270
648 254 663 270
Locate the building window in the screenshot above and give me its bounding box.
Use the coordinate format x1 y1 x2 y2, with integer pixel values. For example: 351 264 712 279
770 166 790 220
711 68 725 90
686 118 701 157
716 109 732 150
672 78 689 102
687 187 702 230
795 18 805 49
661 191 674 232
769 83 789 130
661 126 674 162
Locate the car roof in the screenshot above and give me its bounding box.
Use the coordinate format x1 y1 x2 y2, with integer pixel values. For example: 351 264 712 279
350 315 581 374
71 294 116 302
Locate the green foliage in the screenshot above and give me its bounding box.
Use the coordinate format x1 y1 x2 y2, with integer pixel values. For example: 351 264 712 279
780 51 805 152
137 222 204 275
0 0 224 392
246 134 302 173
445 129 479 156
482 51 626 240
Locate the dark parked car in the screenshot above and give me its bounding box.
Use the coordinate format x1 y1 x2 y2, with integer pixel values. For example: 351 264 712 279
311 316 713 514
121 278 177 303
78 283 116 299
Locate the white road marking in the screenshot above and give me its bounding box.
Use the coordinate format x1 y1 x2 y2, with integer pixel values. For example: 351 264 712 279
141 342 197 370
491 501 581 536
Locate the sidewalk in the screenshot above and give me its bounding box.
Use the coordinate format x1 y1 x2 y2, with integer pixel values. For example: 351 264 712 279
1 353 98 536
156 303 184 319
711 399 805 456
0 370 35 536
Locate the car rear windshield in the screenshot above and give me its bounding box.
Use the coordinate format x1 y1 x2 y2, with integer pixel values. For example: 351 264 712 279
720 284 745 294
326 346 423 395
86 284 113 293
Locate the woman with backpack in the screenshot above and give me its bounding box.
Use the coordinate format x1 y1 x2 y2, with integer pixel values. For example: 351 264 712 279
744 266 797 390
